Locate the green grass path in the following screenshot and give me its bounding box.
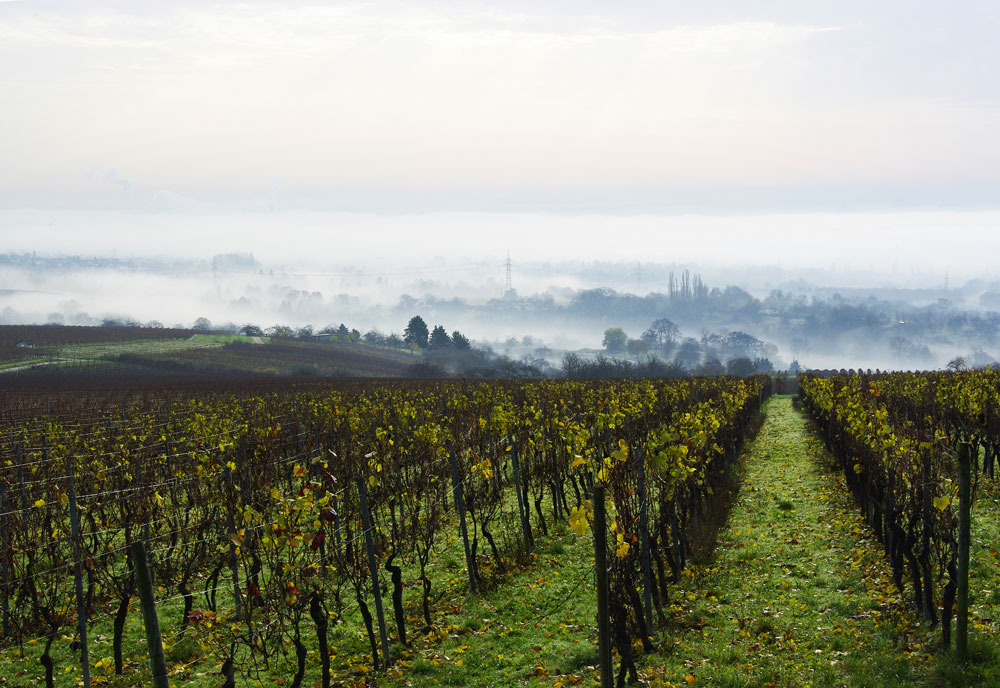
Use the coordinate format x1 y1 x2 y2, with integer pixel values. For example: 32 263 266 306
380 396 948 688
650 395 938 688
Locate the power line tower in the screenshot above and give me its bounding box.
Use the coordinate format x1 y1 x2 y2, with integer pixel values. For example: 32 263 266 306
504 251 513 296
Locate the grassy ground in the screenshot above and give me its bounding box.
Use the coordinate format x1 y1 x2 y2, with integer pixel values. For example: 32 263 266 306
2 396 997 687
189 334 268 344
0 522 595 687
0 335 243 373
0 358 48 370
2 331 460 380
631 395 936 687
372 395 1000 687
50 336 421 377
963 459 1000 685
627 395 998 688
376 525 602 688
56 337 225 359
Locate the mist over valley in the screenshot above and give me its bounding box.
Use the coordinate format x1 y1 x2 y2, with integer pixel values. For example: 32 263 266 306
3 210 999 374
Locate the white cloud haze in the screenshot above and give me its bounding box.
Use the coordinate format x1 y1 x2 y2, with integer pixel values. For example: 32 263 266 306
1 0 997 211
1 0 998 347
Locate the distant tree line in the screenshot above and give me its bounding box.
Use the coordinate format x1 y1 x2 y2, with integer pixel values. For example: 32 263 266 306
596 318 777 376
402 315 471 351
560 351 774 380
233 315 473 353
405 274 1000 367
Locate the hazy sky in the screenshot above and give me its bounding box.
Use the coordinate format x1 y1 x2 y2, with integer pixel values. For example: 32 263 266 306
2 0 998 213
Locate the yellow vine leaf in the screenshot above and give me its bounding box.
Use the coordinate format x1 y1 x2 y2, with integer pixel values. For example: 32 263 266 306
933 495 951 511
569 506 590 535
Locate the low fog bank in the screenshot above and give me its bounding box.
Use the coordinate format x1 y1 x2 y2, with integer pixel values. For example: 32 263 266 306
4 208 1000 281
3 246 1000 373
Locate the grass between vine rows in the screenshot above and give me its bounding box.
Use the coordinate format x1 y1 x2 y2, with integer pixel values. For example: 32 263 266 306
2 395 998 686
376 395 1000 687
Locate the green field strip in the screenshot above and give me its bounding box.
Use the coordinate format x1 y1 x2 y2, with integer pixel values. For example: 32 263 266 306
189 334 269 344
379 395 970 687
629 396 949 687
56 337 224 360
0 358 50 370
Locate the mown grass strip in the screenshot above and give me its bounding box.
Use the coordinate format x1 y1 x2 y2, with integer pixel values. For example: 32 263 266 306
628 395 993 688
381 396 940 687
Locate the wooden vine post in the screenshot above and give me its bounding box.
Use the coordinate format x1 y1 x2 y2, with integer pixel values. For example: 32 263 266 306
223 461 243 617
356 475 391 668
637 447 654 637
132 542 170 688
449 452 477 593
593 484 612 688
134 453 152 575
509 436 533 552
957 441 971 662
0 481 8 637
920 447 934 621
65 453 91 688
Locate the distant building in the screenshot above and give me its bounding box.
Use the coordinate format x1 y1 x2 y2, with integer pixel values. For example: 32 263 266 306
15 340 34 348
211 252 261 274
